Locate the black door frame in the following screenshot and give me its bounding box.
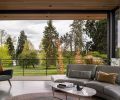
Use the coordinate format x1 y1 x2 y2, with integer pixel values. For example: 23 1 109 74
0 9 119 64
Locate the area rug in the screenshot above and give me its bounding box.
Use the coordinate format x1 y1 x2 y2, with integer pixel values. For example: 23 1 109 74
6 92 103 100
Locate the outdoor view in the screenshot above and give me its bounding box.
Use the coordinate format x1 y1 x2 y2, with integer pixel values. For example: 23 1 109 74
115 8 120 58
117 21 120 57
0 20 107 76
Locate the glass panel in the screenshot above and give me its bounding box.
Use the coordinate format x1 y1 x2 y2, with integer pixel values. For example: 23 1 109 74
115 8 120 57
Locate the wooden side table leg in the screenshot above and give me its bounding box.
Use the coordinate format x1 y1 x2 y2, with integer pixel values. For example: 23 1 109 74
90 96 93 100
65 93 67 100
52 87 54 97
52 87 63 100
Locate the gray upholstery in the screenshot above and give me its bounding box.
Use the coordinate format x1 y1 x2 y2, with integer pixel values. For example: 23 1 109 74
65 78 90 85
0 69 13 86
51 64 120 100
68 70 92 79
51 75 66 82
0 75 11 81
67 64 96 79
96 92 115 100
51 75 90 85
104 85 120 100
86 81 113 93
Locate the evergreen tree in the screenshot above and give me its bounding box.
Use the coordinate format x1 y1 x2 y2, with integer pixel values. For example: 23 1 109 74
0 29 8 45
84 20 107 53
70 20 84 52
6 36 15 59
16 30 27 58
22 40 34 51
60 33 73 57
42 20 59 66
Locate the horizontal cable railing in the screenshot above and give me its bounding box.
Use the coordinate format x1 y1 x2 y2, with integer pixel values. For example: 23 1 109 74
0 58 109 76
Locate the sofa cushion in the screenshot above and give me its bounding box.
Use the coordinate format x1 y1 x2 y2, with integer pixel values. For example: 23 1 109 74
68 70 79 78
65 78 90 86
96 65 120 84
51 75 90 86
96 71 118 84
86 80 113 93
68 70 92 79
104 85 120 100
0 75 11 81
67 64 96 79
51 75 66 82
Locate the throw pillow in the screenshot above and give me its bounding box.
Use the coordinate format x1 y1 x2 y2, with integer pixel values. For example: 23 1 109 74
96 71 118 84
68 70 92 79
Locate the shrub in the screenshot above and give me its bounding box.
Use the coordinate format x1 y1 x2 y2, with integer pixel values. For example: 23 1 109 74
18 51 39 68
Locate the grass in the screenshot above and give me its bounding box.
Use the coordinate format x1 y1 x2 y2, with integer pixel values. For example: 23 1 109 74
4 64 66 76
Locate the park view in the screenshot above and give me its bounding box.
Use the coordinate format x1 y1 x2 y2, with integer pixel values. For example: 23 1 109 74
0 20 107 76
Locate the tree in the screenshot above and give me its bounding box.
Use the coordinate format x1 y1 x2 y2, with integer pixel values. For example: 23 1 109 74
0 29 8 46
56 39 64 74
22 40 34 51
70 20 84 52
0 44 12 65
16 30 27 58
6 36 15 59
60 33 73 57
42 20 59 66
84 20 107 53
18 40 39 68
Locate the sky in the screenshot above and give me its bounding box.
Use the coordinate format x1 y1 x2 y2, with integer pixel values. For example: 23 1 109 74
0 20 73 50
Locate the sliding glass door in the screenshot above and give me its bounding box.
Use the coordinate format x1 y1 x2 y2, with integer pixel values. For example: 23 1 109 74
115 8 120 57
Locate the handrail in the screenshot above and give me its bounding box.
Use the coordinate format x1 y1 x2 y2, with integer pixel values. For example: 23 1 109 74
0 58 109 76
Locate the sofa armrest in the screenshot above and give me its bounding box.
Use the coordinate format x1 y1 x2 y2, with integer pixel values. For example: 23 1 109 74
0 69 13 77
51 75 66 82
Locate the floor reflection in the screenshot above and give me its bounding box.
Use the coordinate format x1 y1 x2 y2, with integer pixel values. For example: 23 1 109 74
0 81 51 99
0 87 12 100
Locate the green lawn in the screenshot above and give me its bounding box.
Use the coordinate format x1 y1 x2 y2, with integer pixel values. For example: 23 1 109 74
4 65 66 76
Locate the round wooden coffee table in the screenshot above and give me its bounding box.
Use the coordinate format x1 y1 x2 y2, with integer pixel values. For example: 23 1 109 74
50 82 96 100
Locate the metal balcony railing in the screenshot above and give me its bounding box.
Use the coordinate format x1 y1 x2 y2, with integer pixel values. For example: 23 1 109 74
0 58 109 76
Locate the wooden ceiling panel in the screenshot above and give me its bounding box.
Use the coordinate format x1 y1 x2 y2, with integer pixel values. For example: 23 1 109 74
0 14 107 20
0 5 116 10
0 0 117 20
0 0 119 10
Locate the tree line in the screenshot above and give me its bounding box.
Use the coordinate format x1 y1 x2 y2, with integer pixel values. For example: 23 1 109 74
0 19 107 67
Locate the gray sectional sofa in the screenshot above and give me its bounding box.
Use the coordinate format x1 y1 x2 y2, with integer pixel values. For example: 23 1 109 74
51 64 120 100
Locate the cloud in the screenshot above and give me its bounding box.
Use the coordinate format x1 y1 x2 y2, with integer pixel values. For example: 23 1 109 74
0 20 73 50
53 20 73 36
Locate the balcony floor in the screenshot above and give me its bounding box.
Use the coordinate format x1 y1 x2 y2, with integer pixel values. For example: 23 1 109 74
11 76 51 81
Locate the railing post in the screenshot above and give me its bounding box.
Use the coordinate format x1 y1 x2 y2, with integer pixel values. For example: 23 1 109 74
45 58 48 76
55 59 58 72
0 59 1 65
68 58 70 64
23 59 25 76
